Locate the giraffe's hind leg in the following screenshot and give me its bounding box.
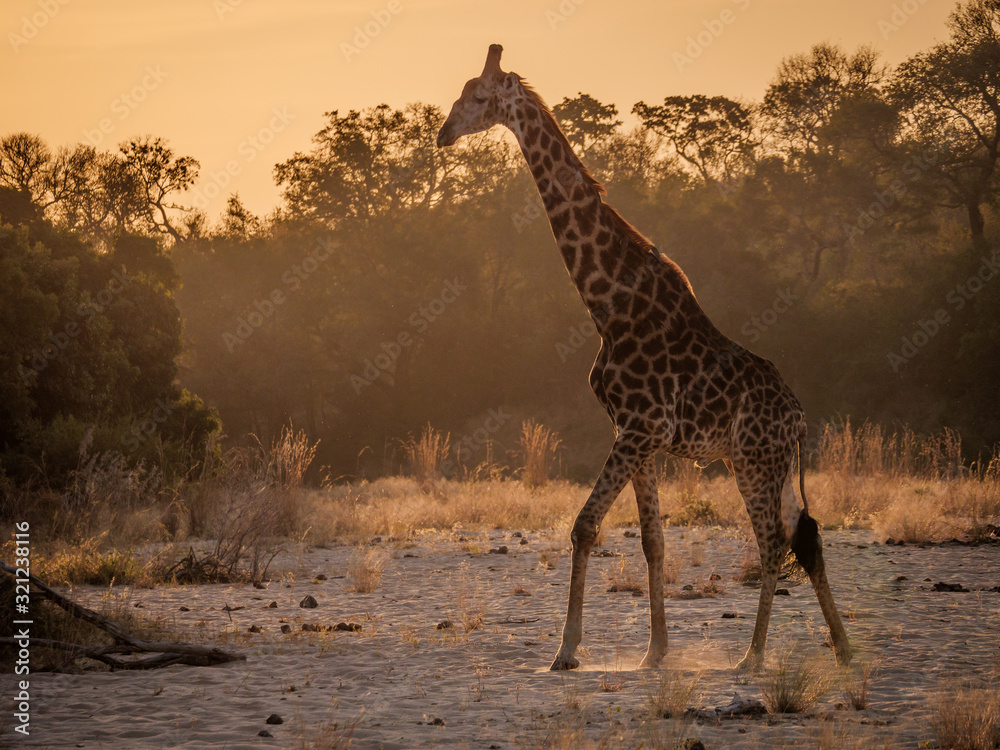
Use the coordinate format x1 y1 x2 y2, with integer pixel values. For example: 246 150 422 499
633 459 667 668
550 440 645 671
791 512 852 666
732 462 787 673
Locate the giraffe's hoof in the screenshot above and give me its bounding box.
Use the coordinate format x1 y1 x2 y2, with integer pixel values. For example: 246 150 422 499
638 651 666 669
835 646 853 667
549 655 580 671
735 654 763 674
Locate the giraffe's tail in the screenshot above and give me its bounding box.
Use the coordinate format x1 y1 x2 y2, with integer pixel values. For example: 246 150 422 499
790 420 821 577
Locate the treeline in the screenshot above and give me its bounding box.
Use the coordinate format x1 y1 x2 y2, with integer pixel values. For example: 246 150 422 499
2 0 999 488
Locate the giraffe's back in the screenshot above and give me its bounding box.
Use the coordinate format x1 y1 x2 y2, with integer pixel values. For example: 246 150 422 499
591 240 804 463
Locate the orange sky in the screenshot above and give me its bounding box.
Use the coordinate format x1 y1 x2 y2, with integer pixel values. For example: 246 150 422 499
3 0 954 220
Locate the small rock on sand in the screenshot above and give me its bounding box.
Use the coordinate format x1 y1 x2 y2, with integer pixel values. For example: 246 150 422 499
300 595 319 608
932 582 968 592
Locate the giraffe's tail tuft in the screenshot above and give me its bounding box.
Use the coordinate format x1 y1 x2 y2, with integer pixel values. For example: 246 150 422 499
790 511 821 577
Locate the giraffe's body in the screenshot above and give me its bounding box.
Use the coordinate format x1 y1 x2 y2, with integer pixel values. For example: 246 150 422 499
438 45 851 671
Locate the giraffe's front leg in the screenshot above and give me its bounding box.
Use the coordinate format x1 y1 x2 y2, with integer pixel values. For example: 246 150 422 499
633 459 667 669
550 443 642 671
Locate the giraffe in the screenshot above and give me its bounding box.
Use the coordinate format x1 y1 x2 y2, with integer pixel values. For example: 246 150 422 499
437 44 852 672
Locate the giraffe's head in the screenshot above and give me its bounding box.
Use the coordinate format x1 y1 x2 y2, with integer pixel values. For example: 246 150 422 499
436 44 515 148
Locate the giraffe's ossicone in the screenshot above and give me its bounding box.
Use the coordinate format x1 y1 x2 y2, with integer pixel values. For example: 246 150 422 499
437 44 852 672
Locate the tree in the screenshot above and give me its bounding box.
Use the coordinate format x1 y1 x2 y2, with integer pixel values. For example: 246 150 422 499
118 136 199 243
633 95 757 185
762 43 887 157
890 0 1000 247
553 93 621 165
0 133 49 201
0 133 199 246
0 200 215 485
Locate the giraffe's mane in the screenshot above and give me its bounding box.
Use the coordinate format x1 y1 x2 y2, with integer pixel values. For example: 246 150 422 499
516 76 607 198
516 76 657 254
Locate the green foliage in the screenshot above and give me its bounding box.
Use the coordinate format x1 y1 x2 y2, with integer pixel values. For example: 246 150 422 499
0 189 218 490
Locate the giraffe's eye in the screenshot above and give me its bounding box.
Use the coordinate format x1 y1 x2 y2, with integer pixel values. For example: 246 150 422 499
474 96 488 105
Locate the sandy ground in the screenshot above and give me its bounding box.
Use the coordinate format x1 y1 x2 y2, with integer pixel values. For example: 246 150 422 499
3 527 1000 749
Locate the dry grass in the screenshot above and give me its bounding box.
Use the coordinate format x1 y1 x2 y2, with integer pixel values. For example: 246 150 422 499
809 420 999 541
403 423 450 487
603 555 645 594
292 716 360 750
294 478 596 544
346 548 387 593
600 618 626 693
662 550 682 585
0 574 176 672
843 660 879 711
520 421 562 488
453 562 485 633
759 651 832 714
33 537 154 587
931 685 1000 750
668 574 726 600
8 421 999 576
642 668 702 718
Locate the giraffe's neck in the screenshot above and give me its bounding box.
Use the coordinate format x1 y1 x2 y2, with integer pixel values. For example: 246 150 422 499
502 86 621 321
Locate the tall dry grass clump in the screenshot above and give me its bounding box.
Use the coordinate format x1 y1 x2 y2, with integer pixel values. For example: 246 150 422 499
59 443 164 547
403 423 450 487
930 685 1000 750
812 420 1000 541
759 651 831 714
519 420 562 488
175 425 318 582
346 548 387 593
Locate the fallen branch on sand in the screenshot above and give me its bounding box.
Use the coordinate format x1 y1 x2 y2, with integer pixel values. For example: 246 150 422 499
0 560 244 670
